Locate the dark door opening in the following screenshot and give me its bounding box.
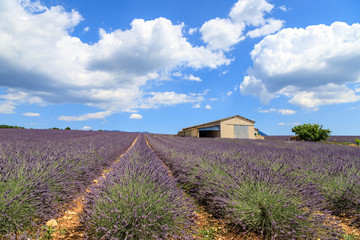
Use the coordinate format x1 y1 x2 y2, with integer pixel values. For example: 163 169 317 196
199 130 220 138
199 126 220 138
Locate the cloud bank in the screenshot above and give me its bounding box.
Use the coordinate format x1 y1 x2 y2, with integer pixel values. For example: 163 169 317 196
241 22 360 108
0 0 232 117
200 0 284 51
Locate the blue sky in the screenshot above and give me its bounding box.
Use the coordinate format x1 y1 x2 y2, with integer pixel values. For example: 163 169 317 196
0 0 359 135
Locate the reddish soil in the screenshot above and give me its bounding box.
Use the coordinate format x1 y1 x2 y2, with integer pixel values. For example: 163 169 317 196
329 214 360 237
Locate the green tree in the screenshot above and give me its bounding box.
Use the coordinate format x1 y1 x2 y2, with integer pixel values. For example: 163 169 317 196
65 127 71 130
291 123 331 142
0 124 25 129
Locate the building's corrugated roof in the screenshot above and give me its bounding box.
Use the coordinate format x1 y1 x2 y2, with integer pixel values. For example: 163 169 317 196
182 115 255 130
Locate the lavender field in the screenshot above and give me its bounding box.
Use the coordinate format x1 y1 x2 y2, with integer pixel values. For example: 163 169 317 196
266 135 360 144
81 134 195 239
1 129 360 239
0 129 137 238
147 135 360 239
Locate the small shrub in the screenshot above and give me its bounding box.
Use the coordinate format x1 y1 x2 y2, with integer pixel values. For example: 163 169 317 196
292 123 331 141
227 181 315 239
355 138 360 146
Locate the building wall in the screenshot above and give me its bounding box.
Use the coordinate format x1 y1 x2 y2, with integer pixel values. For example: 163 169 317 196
183 128 199 137
254 129 265 140
177 131 185 137
191 128 199 137
220 117 255 139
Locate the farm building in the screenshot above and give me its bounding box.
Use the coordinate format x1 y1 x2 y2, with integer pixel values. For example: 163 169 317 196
178 115 264 139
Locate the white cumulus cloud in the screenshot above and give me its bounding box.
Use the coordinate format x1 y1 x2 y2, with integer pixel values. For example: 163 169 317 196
0 0 230 114
58 110 112 121
205 105 212 109
0 102 15 114
279 6 287 12
278 122 300 126
188 27 197 35
200 0 283 51
246 19 284 38
258 108 296 115
229 0 273 26
139 92 204 109
0 90 43 114
192 103 201 108
23 112 40 117
184 74 202 82
278 109 296 115
129 113 143 119
241 22 360 108
354 86 360 93
200 18 245 51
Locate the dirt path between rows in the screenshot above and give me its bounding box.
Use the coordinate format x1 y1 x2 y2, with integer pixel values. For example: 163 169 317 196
47 136 138 240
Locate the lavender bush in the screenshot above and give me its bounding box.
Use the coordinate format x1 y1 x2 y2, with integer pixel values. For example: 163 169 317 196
81 134 195 239
0 129 137 237
146 134 356 239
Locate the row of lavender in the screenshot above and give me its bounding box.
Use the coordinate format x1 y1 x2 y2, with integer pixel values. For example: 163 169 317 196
265 135 360 143
146 135 360 239
0 129 137 238
80 134 195 239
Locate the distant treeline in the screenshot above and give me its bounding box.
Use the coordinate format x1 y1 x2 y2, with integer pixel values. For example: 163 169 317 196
0 124 25 129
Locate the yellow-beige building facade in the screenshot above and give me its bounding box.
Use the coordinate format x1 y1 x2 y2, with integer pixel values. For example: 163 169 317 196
178 115 264 140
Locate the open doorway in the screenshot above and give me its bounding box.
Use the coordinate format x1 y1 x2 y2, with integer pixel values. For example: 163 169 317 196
199 126 220 138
